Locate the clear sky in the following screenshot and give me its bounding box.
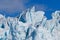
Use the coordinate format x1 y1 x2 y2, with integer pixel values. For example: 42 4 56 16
0 0 60 20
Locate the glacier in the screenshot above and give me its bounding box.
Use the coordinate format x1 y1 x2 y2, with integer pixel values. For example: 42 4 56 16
0 7 60 40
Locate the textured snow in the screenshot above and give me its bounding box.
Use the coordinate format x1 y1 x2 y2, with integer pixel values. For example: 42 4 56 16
0 7 60 40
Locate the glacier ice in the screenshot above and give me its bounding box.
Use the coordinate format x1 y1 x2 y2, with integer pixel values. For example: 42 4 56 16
0 7 60 40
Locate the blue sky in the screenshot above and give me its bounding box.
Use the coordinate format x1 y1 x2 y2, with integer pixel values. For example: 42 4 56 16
0 0 60 20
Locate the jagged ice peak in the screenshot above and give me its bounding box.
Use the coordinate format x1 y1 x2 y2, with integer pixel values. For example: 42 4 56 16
0 7 60 40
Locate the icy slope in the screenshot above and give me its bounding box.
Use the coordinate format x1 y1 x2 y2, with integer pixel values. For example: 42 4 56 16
0 7 60 40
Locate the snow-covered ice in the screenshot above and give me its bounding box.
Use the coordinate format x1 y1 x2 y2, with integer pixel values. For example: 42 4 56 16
0 7 60 40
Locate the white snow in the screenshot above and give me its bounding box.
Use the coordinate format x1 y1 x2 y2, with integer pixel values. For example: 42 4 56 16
0 7 60 40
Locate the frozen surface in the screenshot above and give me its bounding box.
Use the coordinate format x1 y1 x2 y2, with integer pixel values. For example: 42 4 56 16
0 7 60 40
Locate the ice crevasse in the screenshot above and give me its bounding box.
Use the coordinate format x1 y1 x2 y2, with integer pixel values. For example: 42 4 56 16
0 7 60 40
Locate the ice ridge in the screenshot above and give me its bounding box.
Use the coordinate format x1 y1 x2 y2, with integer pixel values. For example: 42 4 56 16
0 7 60 40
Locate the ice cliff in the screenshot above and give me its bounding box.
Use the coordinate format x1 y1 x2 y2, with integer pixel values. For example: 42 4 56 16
0 7 60 40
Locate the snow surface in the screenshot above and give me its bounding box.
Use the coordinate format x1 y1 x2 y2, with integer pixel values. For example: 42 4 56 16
0 7 60 40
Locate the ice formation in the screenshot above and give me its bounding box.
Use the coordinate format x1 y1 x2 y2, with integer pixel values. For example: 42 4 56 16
0 7 60 40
